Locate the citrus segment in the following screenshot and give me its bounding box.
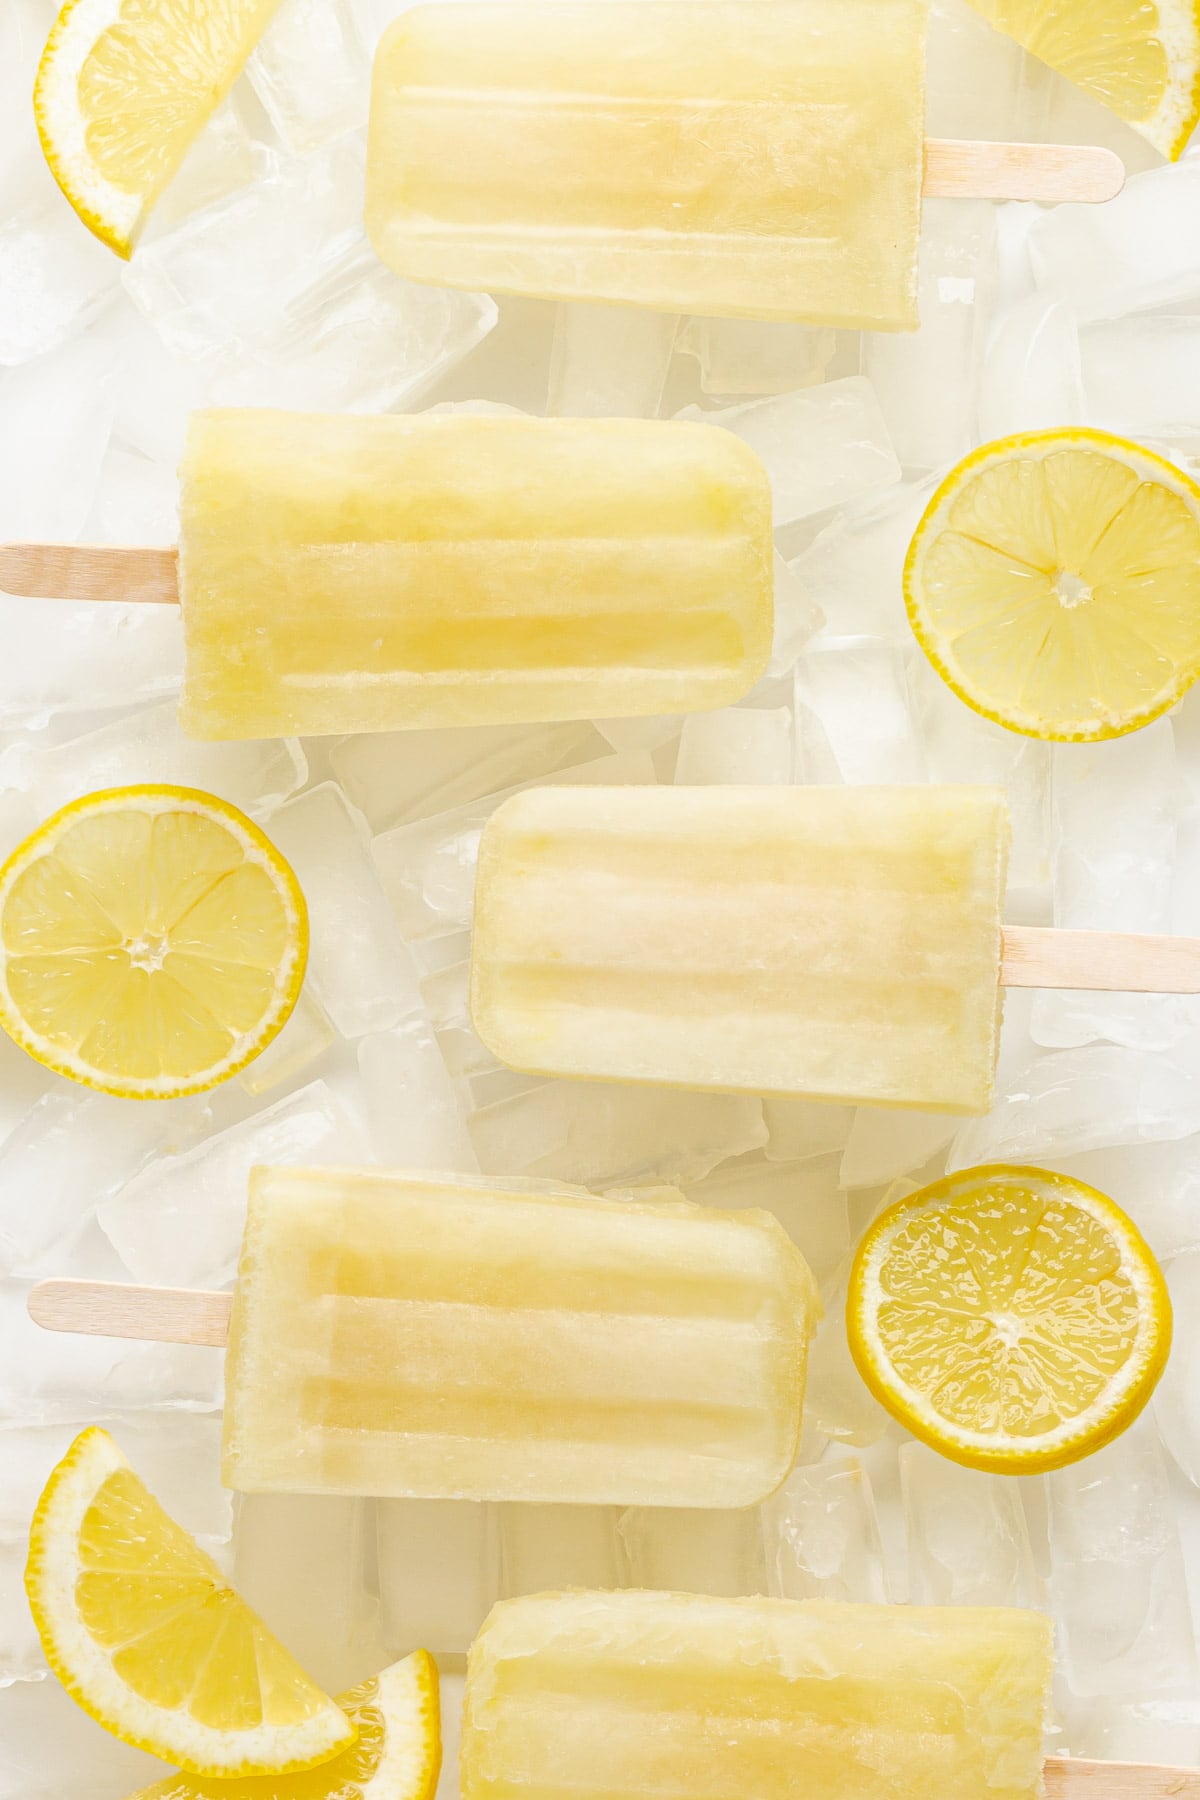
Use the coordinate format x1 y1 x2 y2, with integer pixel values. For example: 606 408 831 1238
847 1164 1172 1473
905 428 1200 741
0 786 307 1099
25 1428 355 1776
966 0 1200 158
35 0 284 255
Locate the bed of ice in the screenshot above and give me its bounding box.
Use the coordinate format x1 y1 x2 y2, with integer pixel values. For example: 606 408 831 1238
3 0 1200 1788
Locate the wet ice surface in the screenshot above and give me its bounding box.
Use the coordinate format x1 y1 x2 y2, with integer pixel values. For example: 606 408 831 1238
3 0 1200 1788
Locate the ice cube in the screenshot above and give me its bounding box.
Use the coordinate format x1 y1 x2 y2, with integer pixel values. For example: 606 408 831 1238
0 1089 207 1279
978 297 1084 442
1017 53 1162 175
83 448 180 545
0 1538 45 1681
674 706 793 784
787 482 932 643
234 1494 388 1694
377 1498 499 1656
616 1505 766 1597
764 1454 890 1603
1060 1696 1200 1768
1046 1420 1197 1699
794 641 927 783
0 1028 59 1153
371 750 655 942
839 1108 960 1188
267 783 424 1037
469 1078 766 1188
124 140 367 359
0 1677 171 1800
0 597 185 730
803 1268 891 1446
683 1155 850 1289
1079 314 1200 444
498 1505 621 1596
0 187 121 367
419 945 499 1079
1044 1139 1200 1262
1029 161 1200 321
0 700 306 818
767 552 826 675
247 0 369 154
112 307 212 467
761 1096 855 1164
1153 1249 1200 1486
547 303 677 417
0 331 117 542
925 0 1027 140
357 1020 478 1171
0 0 45 209
331 721 604 833
238 986 337 1097
900 1440 1042 1607
155 94 275 234
676 316 838 397
863 201 997 470
674 379 901 527
97 1079 365 1288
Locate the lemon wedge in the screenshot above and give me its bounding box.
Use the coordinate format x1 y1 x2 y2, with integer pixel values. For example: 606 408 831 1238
0 785 307 1099
905 428 1200 741
127 1651 443 1800
25 1427 355 1777
34 0 284 256
847 1164 1172 1474
966 0 1200 158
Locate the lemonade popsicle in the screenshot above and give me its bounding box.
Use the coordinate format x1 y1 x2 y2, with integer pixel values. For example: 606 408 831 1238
177 409 773 740
470 785 1010 1113
461 1590 1054 1800
222 1167 818 1504
365 0 929 327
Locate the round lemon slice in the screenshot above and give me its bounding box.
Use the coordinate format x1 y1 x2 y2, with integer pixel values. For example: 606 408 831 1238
25 1427 356 1777
127 1651 442 1800
34 0 283 256
847 1164 1172 1474
905 428 1200 742
0 785 307 1099
966 0 1200 159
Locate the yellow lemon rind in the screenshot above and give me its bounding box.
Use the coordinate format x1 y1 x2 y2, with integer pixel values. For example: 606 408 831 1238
34 0 147 257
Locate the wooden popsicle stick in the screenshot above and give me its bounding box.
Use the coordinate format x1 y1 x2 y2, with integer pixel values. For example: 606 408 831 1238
1000 925 1200 994
924 138 1126 203
28 1277 231 1346
0 542 179 605
1044 1757 1200 1797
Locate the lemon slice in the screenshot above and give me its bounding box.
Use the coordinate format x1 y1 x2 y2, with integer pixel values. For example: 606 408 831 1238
0 785 307 1099
128 1651 443 1800
34 0 284 256
905 428 1200 742
967 0 1200 157
847 1164 1172 1474
25 1427 355 1777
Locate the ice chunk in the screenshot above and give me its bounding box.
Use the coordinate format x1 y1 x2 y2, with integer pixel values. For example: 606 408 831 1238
677 316 837 397
331 721 603 833
469 1078 766 1188
124 140 366 359
674 379 901 527
761 1097 855 1165
767 552 826 675
684 1155 849 1289
925 0 1027 140
154 95 275 232
420 945 499 1079
863 201 996 470
378 1498 498 1656
0 1089 206 1279
0 1028 59 1152
1046 1420 1196 1699
0 700 305 818
1029 161 1200 321
1046 1139 1200 1262
358 1020 478 1171
112 308 212 468
97 1079 365 1288
803 1268 891 1446
0 1538 44 1681
268 783 423 1037
763 1455 889 1602
674 706 793 784
794 642 927 783
0 596 185 729
616 1506 766 1597
84 447 179 545
1153 1249 1200 1486
0 189 121 367
547 303 677 418
1080 314 1200 444
0 332 117 542
238 986 337 1097
0 1677 171 1800
839 1107 960 1188
499 1505 621 1596
788 483 931 643
0 0 45 207
247 0 369 153
1017 52 1162 174
1061 1696 1200 1768
901 1440 1041 1607
234 1494 388 1695
978 298 1084 442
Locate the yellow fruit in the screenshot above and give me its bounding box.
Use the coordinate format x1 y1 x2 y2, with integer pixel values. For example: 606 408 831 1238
25 1427 355 1777
966 0 1200 159
0 785 307 1099
905 428 1200 742
128 1651 443 1800
847 1164 1172 1474
34 0 284 257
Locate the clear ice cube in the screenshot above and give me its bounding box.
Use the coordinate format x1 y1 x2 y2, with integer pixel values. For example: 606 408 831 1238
1153 1250 1200 1487
616 1505 766 1597
1029 161 1200 322
0 1677 171 1800
764 1454 890 1603
676 316 838 397
377 1497 499 1656
357 1020 478 1171
547 303 677 418
794 642 927 783
1080 313 1200 444
247 0 369 154
787 482 933 644
674 706 793 784
0 332 117 542
683 1155 850 1288
0 187 121 368
901 1440 1042 1607
498 1505 621 1595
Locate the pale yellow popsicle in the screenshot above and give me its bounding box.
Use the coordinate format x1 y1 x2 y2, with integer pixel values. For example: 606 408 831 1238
222 1168 818 1505
365 0 929 328
177 409 773 741
470 785 1010 1113
461 1590 1054 1800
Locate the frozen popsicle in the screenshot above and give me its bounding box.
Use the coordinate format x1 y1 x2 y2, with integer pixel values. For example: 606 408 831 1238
364 1 1124 328
0 409 773 741
461 1590 1055 1800
29 1168 818 1506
